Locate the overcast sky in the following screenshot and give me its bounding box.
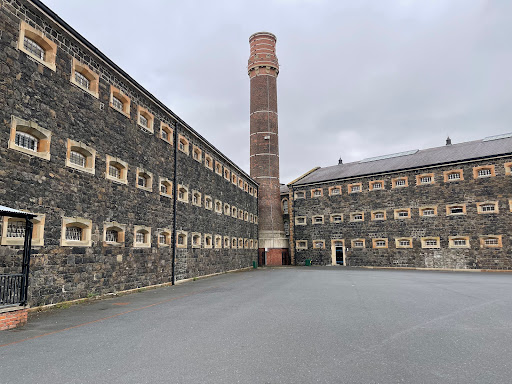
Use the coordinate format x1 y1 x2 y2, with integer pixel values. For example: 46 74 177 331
44 0 512 183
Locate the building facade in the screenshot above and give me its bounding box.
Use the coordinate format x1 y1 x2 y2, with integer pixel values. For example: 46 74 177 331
0 0 258 307
283 137 512 270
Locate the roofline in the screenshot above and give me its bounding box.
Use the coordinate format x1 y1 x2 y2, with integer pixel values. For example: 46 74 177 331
292 152 512 188
29 0 256 186
287 167 320 186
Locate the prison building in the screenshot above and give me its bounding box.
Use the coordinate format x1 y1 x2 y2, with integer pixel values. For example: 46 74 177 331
283 135 512 270
0 0 258 307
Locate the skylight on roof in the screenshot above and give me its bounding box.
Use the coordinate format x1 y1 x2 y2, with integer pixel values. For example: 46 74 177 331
359 149 419 163
482 133 512 142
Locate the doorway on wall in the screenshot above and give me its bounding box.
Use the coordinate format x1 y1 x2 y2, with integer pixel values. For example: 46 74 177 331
258 249 266 267
331 240 345 265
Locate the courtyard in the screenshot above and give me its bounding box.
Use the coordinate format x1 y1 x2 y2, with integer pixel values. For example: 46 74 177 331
1 267 511 383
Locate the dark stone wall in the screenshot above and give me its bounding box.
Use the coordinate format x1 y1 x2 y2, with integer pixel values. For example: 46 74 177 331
291 158 512 270
0 0 258 306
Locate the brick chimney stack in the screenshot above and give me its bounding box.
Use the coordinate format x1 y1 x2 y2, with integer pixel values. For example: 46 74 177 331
248 32 288 265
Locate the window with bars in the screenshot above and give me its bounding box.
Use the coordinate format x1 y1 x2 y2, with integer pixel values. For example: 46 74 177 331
215 237 222 247
332 215 342 223
420 176 432 184
178 188 186 200
105 229 118 243
350 185 361 193
481 204 496 212
421 209 435 216
314 241 324 249
205 198 212 209
295 191 305 199
65 226 82 241
139 115 149 128
375 240 386 247
112 96 123 111
70 151 86 167
193 193 200 205
478 169 492 177
372 182 382 190
159 233 167 244
296 217 306 225
484 238 499 246
449 206 464 215
353 241 364 248
74 71 90 90
135 231 146 244
138 175 148 188
224 237 230 247
330 187 341 195
373 212 385 220
161 130 168 141
178 234 186 246
160 184 167 194
6 221 25 238
313 189 322 197
15 131 38 152
395 179 406 187
399 240 410 247
24 36 45 60
447 172 460 180
224 204 230 215
425 239 438 247
397 210 409 218
109 164 120 179
352 214 363 221
313 216 324 224
453 239 467 246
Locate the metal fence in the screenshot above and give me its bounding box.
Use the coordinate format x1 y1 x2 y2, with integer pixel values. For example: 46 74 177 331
0 274 25 306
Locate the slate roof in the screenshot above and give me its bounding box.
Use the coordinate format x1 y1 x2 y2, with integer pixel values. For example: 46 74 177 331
292 134 512 186
280 184 289 194
0 205 36 219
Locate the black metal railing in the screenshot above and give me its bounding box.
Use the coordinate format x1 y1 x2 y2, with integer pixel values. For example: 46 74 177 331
0 274 25 306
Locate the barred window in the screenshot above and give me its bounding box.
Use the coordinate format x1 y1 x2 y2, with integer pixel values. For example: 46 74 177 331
65 226 82 241
105 229 118 243
352 214 363 221
374 212 385 219
178 234 186 245
450 206 464 214
314 241 324 248
159 233 167 244
205 197 212 209
453 239 467 246
399 240 410 247
108 164 120 179
179 141 186 151
74 71 90 90
395 179 406 186
70 151 86 167
224 237 230 247
112 96 123 111
331 188 341 195
353 241 364 248
161 129 168 141
484 238 499 246
422 209 435 216
135 231 145 244
375 240 386 247
23 36 44 60
15 131 38 152
372 182 382 190
448 172 460 180
139 114 148 128
138 174 148 188
478 169 492 177
425 239 438 246
160 184 167 194
215 237 221 247
332 215 342 223
351 185 361 192
313 190 322 196
397 210 409 218
420 176 432 184
193 193 200 205
6 221 25 238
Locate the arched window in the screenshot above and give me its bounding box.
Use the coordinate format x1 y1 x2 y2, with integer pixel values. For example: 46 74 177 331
61 217 92 247
105 156 128 184
133 226 151 248
18 21 57 71
66 140 96 174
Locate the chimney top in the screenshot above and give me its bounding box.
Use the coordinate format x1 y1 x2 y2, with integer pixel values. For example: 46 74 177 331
446 136 452 146
338 157 343 165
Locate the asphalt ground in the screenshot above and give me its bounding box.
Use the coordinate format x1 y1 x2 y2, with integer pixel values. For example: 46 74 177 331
1 267 511 384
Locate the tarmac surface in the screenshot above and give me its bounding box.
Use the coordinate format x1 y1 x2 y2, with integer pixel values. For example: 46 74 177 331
1 267 512 384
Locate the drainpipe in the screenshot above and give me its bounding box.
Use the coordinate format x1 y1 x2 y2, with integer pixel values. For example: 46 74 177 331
171 123 179 285
289 185 295 265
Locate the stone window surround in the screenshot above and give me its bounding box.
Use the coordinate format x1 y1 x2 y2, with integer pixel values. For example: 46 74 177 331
191 233 202 248
61 216 92 247
0 213 45 247
105 155 128 184
178 135 190 155
351 239 366 248
133 225 151 248
419 206 438 217
224 168 231 181
192 145 202 162
66 139 96 175
476 201 499 214
70 58 99 98
223 236 231 248
372 238 388 249
204 195 213 210
479 235 502 248
310 188 323 198
177 184 189 203
295 216 307 226
223 203 230 216
214 199 223 214
294 191 306 199
369 180 385 191
446 204 467 216
350 212 365 222
348 183 362 194
18 21 57 71
394 208 411 220
448 236 470 249
9 116 52 161
157 228 172 247
215 161 223 176
296 240 308 250
416 173 435 186
136 167 153 192
312 215 324 225
313 239 325 249
391 177 408 188
328 186 342 196
214 235 222 249
136 106 154 133
159 177 173 198
371 210 386 221
109 85 131 117
509 199 512 212
421 237 441 249
176 231 188 248
395 237 413 249
160 123 173 144
443 169 464 182
473 165 495 179
191 190 202 207
204 154 213 170
505 162 512 175
102 221 126 246
330 213 343 223
204 233 213 249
